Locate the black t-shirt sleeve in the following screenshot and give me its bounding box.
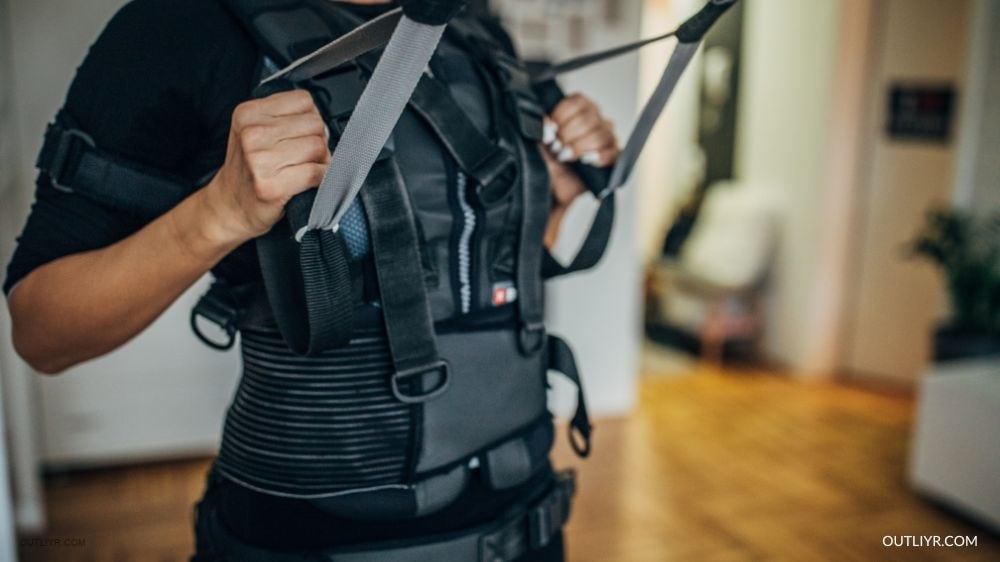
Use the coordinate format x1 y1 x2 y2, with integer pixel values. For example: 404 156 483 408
4 0 257 295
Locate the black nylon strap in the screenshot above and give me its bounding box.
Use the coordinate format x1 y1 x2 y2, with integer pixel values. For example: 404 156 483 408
542 193 616 278
532 79 618 277
36 122 191 218
512 123 549 355
547 336 592 458
251 79 356 356
199 469 575 562
408 76 518 205
255 191 357 355
360 160 447 403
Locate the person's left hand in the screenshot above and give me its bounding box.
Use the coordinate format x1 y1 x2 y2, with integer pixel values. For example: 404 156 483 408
542 93 619 248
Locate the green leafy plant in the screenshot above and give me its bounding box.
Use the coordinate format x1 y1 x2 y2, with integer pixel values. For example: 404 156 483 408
910 207 1000 337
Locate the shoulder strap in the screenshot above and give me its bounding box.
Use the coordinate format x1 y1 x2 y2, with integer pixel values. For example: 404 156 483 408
218 0 341 66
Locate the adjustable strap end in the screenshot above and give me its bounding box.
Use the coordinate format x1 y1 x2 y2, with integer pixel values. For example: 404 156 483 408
676 0 738 44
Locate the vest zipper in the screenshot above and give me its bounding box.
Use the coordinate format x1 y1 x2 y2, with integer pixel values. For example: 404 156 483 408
455 171 476 314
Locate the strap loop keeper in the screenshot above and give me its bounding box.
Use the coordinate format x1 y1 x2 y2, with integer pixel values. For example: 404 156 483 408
518 322 546 355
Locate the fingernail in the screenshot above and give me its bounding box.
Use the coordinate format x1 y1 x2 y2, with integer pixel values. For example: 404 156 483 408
543 122 558 145
549 139 564 153
557 147 576 162
581 151 601 166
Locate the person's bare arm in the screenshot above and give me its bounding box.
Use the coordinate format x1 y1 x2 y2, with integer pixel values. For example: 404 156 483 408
9 90 329 374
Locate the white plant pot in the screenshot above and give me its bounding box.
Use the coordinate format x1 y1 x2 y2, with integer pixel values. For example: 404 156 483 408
909 357 1000 532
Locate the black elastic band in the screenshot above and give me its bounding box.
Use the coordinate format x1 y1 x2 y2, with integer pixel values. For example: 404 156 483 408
36 122 191 218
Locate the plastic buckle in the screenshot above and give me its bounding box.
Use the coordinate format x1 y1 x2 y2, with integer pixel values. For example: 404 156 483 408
189 283 242 351
518 322 546 355
527 474 574 551
474 151 518 206
390 360 451 404
48 128 95 193
527 502 554 551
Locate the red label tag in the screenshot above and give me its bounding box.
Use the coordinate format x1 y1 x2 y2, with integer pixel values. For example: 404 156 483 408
492 287 507 306
491 283 518 306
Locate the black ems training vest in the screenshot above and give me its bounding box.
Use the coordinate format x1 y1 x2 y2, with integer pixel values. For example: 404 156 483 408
31 0 735 529
199 0 602 520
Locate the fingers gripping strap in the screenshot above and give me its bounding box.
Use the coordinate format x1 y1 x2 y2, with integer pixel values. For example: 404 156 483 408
306 17 446 233
530 0 737 198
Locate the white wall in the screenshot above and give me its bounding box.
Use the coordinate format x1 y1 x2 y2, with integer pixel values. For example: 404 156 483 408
0 377 17 562
953 0 1000 213
545 1 644 417
734 0 843 374
1 0 47 532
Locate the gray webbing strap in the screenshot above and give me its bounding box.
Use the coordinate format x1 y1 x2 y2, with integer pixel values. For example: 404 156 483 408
306 17 445 237
261 0 736 237
601 41 698 198
259 8 445 239
261 7 404 85
530 0 736 199
529 29 677 83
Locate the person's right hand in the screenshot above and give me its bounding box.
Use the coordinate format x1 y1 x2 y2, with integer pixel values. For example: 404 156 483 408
203 90 329 243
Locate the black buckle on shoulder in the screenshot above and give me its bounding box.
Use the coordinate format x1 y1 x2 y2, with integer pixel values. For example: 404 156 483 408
390 360 451 404
493 54 546 141
44 127 96 193
473 149 519 206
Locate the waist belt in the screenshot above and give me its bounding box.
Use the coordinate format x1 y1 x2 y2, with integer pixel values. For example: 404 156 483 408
200 470 575 562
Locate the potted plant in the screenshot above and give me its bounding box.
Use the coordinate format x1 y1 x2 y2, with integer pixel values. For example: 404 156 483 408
909 207 1000 360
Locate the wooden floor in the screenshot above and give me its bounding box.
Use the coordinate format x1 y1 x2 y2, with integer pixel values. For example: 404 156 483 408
17 361 999 562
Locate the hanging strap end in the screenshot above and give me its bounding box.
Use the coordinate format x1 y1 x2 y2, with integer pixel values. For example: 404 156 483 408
676 0 737 44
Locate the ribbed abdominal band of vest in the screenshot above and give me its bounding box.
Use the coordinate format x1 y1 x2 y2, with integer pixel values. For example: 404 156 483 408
215 318 414 498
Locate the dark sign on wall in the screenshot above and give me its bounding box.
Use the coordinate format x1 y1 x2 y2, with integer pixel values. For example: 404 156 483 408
887 84 956 143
